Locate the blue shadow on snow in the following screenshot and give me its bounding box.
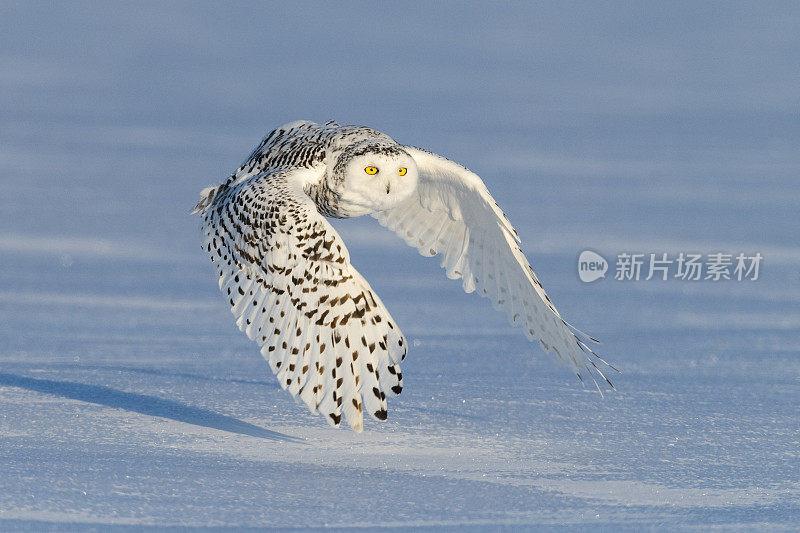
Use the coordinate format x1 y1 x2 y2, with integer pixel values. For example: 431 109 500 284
0 372 301 442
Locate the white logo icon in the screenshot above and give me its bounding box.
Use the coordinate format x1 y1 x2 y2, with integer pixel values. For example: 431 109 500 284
578 250 608 282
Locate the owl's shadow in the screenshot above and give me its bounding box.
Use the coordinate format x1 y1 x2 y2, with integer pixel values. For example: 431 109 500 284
0 372 300 442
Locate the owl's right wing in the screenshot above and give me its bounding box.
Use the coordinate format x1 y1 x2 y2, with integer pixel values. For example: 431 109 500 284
197 168 407 432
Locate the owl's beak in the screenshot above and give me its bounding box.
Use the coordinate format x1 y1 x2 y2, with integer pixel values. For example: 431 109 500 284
385 183 391 194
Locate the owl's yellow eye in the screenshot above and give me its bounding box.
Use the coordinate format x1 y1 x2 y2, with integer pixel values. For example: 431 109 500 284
398 167 407 176
364 166 378 175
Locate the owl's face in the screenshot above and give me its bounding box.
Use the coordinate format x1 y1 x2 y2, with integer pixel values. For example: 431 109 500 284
330 144 419 216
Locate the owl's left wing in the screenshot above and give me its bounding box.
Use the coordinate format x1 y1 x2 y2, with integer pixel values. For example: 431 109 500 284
373 146 615 389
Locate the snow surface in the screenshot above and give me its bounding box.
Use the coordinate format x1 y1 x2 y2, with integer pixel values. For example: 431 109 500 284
1 2 798 530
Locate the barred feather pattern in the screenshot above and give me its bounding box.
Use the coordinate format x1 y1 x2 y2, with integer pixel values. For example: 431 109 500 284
194 120 395 222
230 120 391 187
197 168 406 432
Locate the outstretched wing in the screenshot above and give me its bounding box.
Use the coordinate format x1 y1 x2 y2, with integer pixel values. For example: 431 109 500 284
198 167 407 432
373 146 615 390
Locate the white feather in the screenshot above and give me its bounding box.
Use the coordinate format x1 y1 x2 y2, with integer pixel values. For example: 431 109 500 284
372 145 614 389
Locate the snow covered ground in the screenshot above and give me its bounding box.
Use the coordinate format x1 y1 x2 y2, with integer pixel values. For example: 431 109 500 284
1 3 798 530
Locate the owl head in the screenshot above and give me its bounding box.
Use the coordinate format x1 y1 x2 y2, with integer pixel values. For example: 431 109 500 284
327 141 419 216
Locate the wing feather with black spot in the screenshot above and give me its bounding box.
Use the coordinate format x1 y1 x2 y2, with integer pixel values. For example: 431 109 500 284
196 167 406 432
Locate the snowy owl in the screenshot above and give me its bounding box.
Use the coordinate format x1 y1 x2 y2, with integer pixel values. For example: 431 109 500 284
194 120 614 432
